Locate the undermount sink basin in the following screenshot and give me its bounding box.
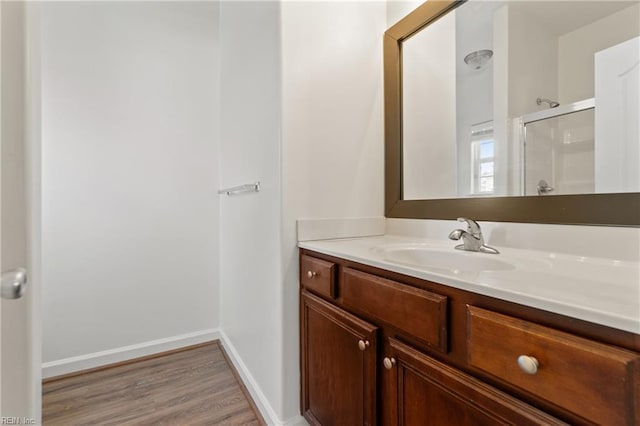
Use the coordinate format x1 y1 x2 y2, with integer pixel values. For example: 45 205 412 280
378 245 516 274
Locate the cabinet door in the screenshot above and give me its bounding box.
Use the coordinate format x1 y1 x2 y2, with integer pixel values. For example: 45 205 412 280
384 338 566 426
301 291 378 426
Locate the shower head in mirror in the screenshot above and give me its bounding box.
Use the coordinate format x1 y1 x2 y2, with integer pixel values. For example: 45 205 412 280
536 97 560 108
463 49 493 70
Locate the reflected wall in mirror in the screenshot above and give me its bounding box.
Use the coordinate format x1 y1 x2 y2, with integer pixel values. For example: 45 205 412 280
400 0 639 201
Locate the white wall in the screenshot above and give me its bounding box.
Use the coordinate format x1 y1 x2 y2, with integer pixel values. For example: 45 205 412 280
281 0 386 421
218 1 285 422
558 3 640 104
402 11 457 200
507 6 559 119
40 2 220 364
387 0 423 28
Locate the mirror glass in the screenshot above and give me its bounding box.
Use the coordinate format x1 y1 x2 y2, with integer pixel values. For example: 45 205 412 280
402 0 639 200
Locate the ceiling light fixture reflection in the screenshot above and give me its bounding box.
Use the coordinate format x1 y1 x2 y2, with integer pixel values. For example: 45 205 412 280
464 49 493 70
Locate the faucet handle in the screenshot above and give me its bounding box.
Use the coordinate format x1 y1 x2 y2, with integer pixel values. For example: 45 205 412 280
457 217 481 234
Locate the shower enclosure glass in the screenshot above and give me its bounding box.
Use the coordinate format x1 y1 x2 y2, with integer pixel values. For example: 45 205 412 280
523 106 595 196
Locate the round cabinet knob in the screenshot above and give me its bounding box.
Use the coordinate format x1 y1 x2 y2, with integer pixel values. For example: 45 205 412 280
307 271 317 279
517 355 539 375
358 340 370 351
383 357 396 370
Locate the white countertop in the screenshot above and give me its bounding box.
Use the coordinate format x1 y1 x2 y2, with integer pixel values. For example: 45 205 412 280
298 235 640 334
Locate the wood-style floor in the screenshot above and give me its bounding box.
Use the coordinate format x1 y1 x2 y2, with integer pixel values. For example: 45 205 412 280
42 341 265 425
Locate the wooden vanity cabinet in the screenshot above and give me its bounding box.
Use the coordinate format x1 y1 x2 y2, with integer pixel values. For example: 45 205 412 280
300 291 378 425
299 249 640 426
467 306 640 426
384 338 565 426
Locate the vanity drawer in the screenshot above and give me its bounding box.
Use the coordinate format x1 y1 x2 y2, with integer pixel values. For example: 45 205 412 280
300 255 336 299
341 268 448 352
467 306 640 425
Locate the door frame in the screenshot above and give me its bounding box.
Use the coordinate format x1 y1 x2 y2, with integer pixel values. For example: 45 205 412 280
24 2 42 422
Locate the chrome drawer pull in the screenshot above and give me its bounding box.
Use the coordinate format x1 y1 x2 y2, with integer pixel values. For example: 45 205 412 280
307 271 317 279
517 355 539 375
358 340 370 351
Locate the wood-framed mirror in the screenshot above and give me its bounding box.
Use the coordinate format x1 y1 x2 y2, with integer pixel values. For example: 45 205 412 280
384 0 640 226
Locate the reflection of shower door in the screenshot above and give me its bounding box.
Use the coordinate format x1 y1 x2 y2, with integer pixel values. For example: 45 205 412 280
523 105 595 196
595 36 640 193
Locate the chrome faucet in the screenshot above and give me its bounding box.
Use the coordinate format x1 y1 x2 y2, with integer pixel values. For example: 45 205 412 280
448 218 499 254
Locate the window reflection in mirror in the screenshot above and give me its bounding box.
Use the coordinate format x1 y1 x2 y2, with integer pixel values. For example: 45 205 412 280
470 122 495 195
401 0 639 200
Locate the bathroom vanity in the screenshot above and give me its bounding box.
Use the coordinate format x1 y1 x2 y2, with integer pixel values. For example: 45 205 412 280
299 0 640 422
298 237 640 425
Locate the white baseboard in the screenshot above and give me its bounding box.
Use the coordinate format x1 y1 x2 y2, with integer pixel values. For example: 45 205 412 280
281 414 308 425
218 330 281 424
42 328 220 379
218 331 308 426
